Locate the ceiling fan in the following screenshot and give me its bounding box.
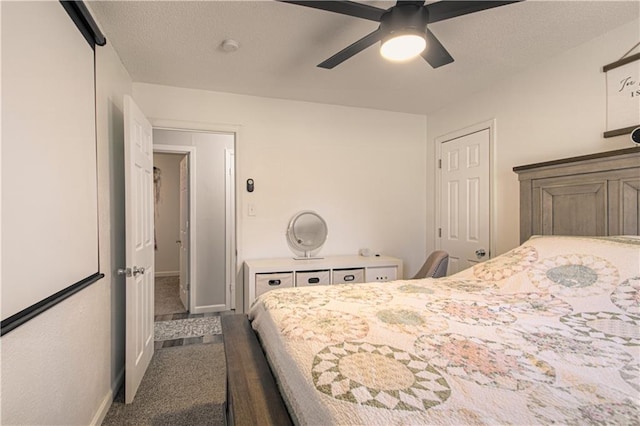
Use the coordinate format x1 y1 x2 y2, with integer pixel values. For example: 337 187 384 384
279 0 523 69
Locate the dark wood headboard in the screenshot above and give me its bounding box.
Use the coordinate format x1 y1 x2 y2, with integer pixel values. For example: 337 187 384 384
513 147 640 243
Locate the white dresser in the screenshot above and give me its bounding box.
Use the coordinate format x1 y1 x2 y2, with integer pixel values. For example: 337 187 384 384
243 255 403 311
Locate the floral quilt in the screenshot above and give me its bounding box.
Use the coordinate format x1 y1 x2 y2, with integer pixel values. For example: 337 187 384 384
249 236 640 425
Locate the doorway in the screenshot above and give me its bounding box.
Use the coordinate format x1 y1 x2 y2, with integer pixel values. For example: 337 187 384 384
153 152 189 317
153 129 236 315
436 120 495 275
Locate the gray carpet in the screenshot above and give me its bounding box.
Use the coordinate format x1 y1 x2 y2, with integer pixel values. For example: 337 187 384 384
103 343 226 425
155 276 187 316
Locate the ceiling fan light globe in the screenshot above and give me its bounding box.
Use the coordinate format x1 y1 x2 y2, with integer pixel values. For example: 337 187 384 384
380 34 426 61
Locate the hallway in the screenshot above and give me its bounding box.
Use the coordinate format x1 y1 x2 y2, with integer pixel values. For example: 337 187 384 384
155 276 187 317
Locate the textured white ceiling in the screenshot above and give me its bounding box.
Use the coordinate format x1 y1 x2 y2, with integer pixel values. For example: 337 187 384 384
90 0 640 115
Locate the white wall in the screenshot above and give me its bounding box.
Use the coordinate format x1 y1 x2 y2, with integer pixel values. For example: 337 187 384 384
98 41 131 419
0 29 132 426
133 83 428 309
154 130 234 310
153 153 182 276
426 19 639 258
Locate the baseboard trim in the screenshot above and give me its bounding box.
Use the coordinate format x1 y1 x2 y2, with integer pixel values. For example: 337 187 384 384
155 271 179 278
89 387 112 425
90 367 124 425
192 303 227 314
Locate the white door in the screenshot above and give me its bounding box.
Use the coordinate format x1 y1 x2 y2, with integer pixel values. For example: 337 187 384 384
438 128 490 275
179 156 189 310
124 95 155 404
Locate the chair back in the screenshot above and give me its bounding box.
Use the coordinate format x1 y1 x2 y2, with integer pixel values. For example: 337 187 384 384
412 250 449 279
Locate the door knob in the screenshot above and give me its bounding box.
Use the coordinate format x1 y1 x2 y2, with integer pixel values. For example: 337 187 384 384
475 249 487 258
118 266 145 277
132 266 145 276
176 240 181 244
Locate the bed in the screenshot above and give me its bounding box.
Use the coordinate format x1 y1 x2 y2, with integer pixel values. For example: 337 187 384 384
223 235 640 425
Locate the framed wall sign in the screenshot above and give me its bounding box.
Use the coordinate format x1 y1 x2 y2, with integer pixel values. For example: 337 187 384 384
604 52 640 138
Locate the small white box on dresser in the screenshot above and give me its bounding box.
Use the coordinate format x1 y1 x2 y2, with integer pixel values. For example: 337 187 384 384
244 255 403 311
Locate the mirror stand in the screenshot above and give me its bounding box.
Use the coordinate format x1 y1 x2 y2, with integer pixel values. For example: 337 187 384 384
294 250 324 261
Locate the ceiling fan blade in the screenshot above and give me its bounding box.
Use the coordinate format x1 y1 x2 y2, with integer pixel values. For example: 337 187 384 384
278 1 386 22
426 1 523 24
395 1 426 6
318 28 384 69
421 29 454 68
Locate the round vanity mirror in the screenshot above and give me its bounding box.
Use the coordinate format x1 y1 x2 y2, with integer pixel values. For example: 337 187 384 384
286 210 328 259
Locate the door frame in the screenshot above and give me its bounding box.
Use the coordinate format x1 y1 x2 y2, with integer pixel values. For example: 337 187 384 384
435 119 497 260
150 118 241 312
153 144 197 313
225 148 236 310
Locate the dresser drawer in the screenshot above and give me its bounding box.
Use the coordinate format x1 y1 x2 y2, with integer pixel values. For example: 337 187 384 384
332 268 365 284
244 255 404 311
365 266 397 282
255 272 293 297
295 270 330 287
